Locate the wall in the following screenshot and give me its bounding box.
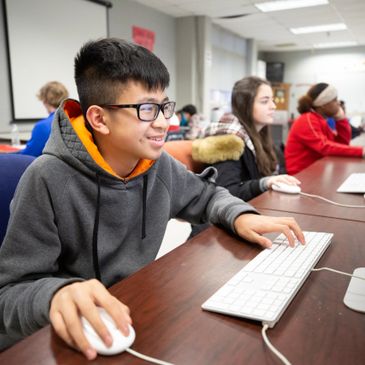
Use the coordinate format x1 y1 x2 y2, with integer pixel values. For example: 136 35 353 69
176 16 211 117
0 0 176 133
109 0 176 101
210 24 247 112
261 46 365 118
175 19 250 120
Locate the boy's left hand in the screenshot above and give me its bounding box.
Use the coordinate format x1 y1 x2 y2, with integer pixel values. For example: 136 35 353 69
233 214 305 248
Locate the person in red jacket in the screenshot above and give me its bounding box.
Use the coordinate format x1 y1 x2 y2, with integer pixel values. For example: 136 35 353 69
285 83 365 174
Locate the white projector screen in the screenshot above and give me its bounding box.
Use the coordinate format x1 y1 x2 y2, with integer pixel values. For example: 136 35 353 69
5 0 108 121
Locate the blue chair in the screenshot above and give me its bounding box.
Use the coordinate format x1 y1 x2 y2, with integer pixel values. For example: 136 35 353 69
0 154 35 245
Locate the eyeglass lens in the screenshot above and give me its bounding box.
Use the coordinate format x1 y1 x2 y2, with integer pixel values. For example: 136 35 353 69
139 102 175 121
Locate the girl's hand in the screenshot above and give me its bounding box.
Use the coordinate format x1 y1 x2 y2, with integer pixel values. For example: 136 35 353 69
266 175 301 189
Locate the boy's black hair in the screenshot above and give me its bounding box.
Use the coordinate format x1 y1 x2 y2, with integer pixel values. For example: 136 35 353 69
74 38 170 115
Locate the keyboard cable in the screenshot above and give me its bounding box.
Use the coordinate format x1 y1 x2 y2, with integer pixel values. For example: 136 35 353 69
299 192 365 208
311 266 365 280
261 266 365 365
262 324 292 365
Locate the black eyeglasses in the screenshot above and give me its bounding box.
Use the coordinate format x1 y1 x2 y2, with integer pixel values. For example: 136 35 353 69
99 101 176 122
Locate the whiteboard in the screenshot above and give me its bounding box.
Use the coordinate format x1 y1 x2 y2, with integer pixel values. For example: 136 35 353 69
316 71 365 117
5 0 108 120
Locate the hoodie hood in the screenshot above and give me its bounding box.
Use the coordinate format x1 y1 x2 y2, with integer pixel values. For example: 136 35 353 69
43 99 154 181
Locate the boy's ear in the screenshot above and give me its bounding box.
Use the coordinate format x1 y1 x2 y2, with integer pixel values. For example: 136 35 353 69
86 106 110 135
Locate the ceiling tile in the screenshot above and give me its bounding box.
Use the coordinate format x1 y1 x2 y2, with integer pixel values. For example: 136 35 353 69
132 0 365 51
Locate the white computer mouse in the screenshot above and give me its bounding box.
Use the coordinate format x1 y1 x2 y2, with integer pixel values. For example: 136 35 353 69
81 307 135 356
272 182 301 194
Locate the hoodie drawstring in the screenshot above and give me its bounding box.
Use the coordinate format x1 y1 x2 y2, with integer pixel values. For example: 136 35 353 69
142 174 148 239
92 173 147 281
92 173 101 281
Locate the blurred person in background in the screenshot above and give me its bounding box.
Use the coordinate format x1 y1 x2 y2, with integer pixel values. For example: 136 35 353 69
177 104 205 139
190 76 300 236
19 81 69 157
285 83 364 175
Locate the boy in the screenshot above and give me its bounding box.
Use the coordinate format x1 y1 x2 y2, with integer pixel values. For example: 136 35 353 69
0 38 304 359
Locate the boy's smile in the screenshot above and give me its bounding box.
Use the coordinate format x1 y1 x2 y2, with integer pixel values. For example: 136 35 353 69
92 81 172 177
146 134 165 148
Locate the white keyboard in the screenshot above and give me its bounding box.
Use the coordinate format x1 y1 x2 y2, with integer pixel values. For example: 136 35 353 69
337 173 365 193
202 231 333 328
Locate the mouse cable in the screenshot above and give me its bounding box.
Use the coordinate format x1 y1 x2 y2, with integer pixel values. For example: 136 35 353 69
262 324 292 365
299 192 365 208
312 266 365 280
126 348 174 365
261 266 365 365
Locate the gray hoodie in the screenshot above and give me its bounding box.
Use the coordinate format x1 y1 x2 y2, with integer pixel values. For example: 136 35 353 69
0 99 257 348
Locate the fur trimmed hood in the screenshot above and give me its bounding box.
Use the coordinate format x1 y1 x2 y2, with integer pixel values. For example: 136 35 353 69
192 134 245 164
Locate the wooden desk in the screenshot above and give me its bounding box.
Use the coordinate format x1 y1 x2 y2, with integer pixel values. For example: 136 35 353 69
250 156 365 222
1 211 364 365
0 131 31 143
0 133 28 152
0 144 23 153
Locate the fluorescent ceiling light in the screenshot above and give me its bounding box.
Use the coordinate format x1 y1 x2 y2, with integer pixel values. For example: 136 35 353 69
313 41 358 49
290 23 347 34
255 0 328 12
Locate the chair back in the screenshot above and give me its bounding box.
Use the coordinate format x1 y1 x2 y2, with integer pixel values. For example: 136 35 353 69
0 154 35 244
164 140 205 173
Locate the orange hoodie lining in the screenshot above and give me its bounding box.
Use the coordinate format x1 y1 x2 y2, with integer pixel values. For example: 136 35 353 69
64 101 154 180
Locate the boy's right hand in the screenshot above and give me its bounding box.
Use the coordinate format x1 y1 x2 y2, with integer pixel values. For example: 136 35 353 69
49 279 132 360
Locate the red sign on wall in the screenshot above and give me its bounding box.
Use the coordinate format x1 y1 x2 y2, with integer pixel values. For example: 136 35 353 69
132 26 155 52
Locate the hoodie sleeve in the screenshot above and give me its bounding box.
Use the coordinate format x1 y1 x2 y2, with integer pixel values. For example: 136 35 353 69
163 154 258 233
0 163 84 348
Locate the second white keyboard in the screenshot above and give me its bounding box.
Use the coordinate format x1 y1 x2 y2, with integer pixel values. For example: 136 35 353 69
202 231 333 327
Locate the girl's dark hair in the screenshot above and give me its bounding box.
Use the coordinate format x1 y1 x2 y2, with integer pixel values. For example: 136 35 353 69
297 82 328 114
74 38 170 115
231 76 277 176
